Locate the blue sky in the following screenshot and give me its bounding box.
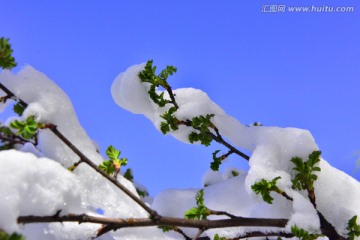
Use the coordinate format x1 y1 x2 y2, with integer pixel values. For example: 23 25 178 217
2 1 360 195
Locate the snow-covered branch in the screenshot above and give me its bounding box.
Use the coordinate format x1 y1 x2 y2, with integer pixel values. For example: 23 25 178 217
1 39 360 240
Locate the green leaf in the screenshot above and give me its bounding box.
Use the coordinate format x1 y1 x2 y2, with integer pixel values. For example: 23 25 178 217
158 225 173 233
159 65 177 82
13 103 25 117
291 225 322 240
106 145 120 161
291 151 322 191
251 177 281 204
210 150 222 171
231 170 239 177
252 121 263 126
0 229 25 240
100 146 127 176
188 131 212 146
0 38 17 70
99 160 117 175
9 116 40 139
0 125 17 150
160 107 179 134
184 207 199 219
214 234 226 240
184 189 209 220
123 168 134 182
347 216 360 240
188 114 215 146
136 188 149 198
138 60 177 108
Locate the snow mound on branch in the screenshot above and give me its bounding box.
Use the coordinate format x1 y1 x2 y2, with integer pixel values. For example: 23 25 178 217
151 188 199 237
315 160 360 236
1 66 158 239
111 63 156 119
0 66 103 167
114 63 360 238
0 150 83 233
113 227 180 240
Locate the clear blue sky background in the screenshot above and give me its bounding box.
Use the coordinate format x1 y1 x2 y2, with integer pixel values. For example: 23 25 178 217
2 1 360 196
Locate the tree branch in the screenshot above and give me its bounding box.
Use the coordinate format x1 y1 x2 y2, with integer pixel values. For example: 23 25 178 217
18 213 289 230
178 119 250 161
165 86 179 109
205 131 250 161
192 228 205 240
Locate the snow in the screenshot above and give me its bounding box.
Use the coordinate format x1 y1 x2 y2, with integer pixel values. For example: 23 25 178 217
151 188 199 237
0 66 103 167
0 67 158 239
0 150 83 233
111 63 155 119
112 63 360 239
315 159 360 236
0 63 359 239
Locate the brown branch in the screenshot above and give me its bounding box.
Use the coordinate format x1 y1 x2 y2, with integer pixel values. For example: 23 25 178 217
220 150 234 160
18 213 289 230
165 86 179 109
0 83 27 107
173 227 193 240
192 228 205 240
0 134 29 146
177 119 250 161
205 131 250 161
308 188 344 240
196 231 294 240
208 210 237 219
231 231 294 239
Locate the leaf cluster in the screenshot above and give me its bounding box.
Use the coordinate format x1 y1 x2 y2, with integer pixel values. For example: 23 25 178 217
13 103 25 117
252 121 263 126
0 125 16 150
138 60 176 107
123 168 134 182
0 37 17 70
291 151 321 191
9 116 42 140
210 150 222 171
231 170 239 177
214 234 226 240
136 188 149 198
158 225 174 233
184 190 210 220
0 230 24 240
160 107 179 134
99 145 127 176
347 215 360 240
291 225 322 240
251 176 281 204
188 114 215 146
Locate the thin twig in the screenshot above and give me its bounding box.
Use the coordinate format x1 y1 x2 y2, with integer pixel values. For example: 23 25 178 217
178 119 250 161
173 227 192 240
208 210 237 219
192 228 205 240
206 131 250 161
165 86 179 109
